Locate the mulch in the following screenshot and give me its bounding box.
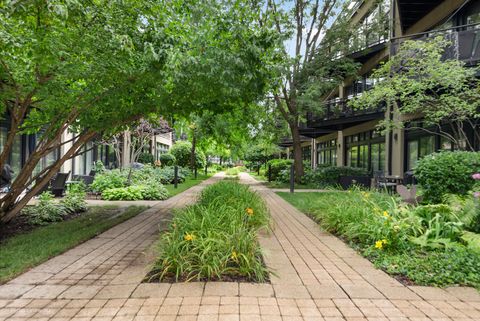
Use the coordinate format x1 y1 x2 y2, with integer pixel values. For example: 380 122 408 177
144 269 270 284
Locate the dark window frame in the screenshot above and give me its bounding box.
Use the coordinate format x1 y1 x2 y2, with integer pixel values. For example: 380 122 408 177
345 130 386 172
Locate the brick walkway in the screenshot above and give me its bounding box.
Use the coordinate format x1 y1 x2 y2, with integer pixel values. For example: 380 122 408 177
0 173 479 321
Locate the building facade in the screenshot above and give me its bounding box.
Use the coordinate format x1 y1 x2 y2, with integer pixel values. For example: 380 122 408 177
294 0 480 177
62 131 174 176
0 116 173 180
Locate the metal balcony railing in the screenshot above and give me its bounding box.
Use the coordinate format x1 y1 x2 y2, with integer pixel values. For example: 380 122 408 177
306 98 385 125
391 24 480 65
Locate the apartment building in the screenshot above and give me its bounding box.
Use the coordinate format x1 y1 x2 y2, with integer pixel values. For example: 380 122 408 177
0 117 173 179
59 131 173 176
293 0 480 177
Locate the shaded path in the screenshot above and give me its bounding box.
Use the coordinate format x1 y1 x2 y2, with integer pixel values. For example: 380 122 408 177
0 172 479 321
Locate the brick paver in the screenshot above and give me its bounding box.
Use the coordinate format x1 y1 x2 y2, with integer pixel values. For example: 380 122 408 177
0 172 479 321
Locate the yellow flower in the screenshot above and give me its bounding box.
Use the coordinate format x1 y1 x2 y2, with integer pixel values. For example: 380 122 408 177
184 233 195 241
383 211 390 218
375 239 388 250
231 251 238 260
246 207 254 216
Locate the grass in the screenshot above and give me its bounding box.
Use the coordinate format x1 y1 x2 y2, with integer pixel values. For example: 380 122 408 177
279 191 480 289
0 205 147 284
149 181 270 282
165 173 212 197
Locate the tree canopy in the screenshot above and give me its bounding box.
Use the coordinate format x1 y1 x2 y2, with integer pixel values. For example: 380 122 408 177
0 0 278 221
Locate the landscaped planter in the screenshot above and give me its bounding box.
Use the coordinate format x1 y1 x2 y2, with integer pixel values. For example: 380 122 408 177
338 175 371 189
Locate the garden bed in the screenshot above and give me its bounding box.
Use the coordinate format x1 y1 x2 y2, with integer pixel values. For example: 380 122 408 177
279 191 480 289
90 165 215 201
146 180 271 283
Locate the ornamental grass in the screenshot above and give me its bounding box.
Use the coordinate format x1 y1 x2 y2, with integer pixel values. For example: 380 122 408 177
150 181 270 282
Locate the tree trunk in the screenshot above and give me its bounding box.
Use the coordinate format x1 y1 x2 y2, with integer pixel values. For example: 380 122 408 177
190 132 196 170
288 121 304 183
0 131 96 223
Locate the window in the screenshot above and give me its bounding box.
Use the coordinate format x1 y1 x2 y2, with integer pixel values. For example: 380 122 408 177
10 136 22 175
346 130 385 171
317 140 337 166
156 142 169 160
407 135 435 170
302 145 311 161
74 142 94 175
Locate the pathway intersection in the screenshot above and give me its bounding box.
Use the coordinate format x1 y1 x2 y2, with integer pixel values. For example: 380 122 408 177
0 173 479 320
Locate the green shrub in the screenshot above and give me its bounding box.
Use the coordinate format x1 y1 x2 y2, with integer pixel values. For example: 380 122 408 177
225 167 243 176
138 152 155 164
93 160 106 173
306 166 369 187
195 150 206 169
266 159 293 181
139 181 169 200
149 166 189 184
22 192 66 225
61 188 87 214
170 141 192 167
102 183 169 201
415 151 480 203
159 153 176 167
151 181 270 282
102 186 144 200
170 141 206 169
91 170 126 193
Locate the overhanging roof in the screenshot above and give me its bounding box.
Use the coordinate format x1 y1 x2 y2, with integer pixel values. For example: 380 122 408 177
397 0 442 31
277 136 311 148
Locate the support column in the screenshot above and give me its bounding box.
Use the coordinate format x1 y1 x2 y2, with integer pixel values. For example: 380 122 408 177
336 130 344 167
311 138 317 168
391 112 405 177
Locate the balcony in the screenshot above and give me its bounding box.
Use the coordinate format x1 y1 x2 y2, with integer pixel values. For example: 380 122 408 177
392 26 480 65
305 98 385 131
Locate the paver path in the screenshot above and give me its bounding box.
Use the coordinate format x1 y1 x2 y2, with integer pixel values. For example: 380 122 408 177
0 172 479 321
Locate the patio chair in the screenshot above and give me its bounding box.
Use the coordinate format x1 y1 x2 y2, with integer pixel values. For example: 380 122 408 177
0 164 14 191
373 171 397 192
72 174 95 186
403 170 417 185
35 172 70 197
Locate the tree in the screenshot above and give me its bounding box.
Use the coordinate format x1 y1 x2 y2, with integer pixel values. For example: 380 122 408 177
258 0 359 182
105 117 170 171
350 37 480 150
0 0 277 222
0 0 173 222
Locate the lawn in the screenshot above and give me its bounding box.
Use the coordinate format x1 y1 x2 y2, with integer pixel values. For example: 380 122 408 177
279 191 480 289
165 173 212 197
0 205 147 284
